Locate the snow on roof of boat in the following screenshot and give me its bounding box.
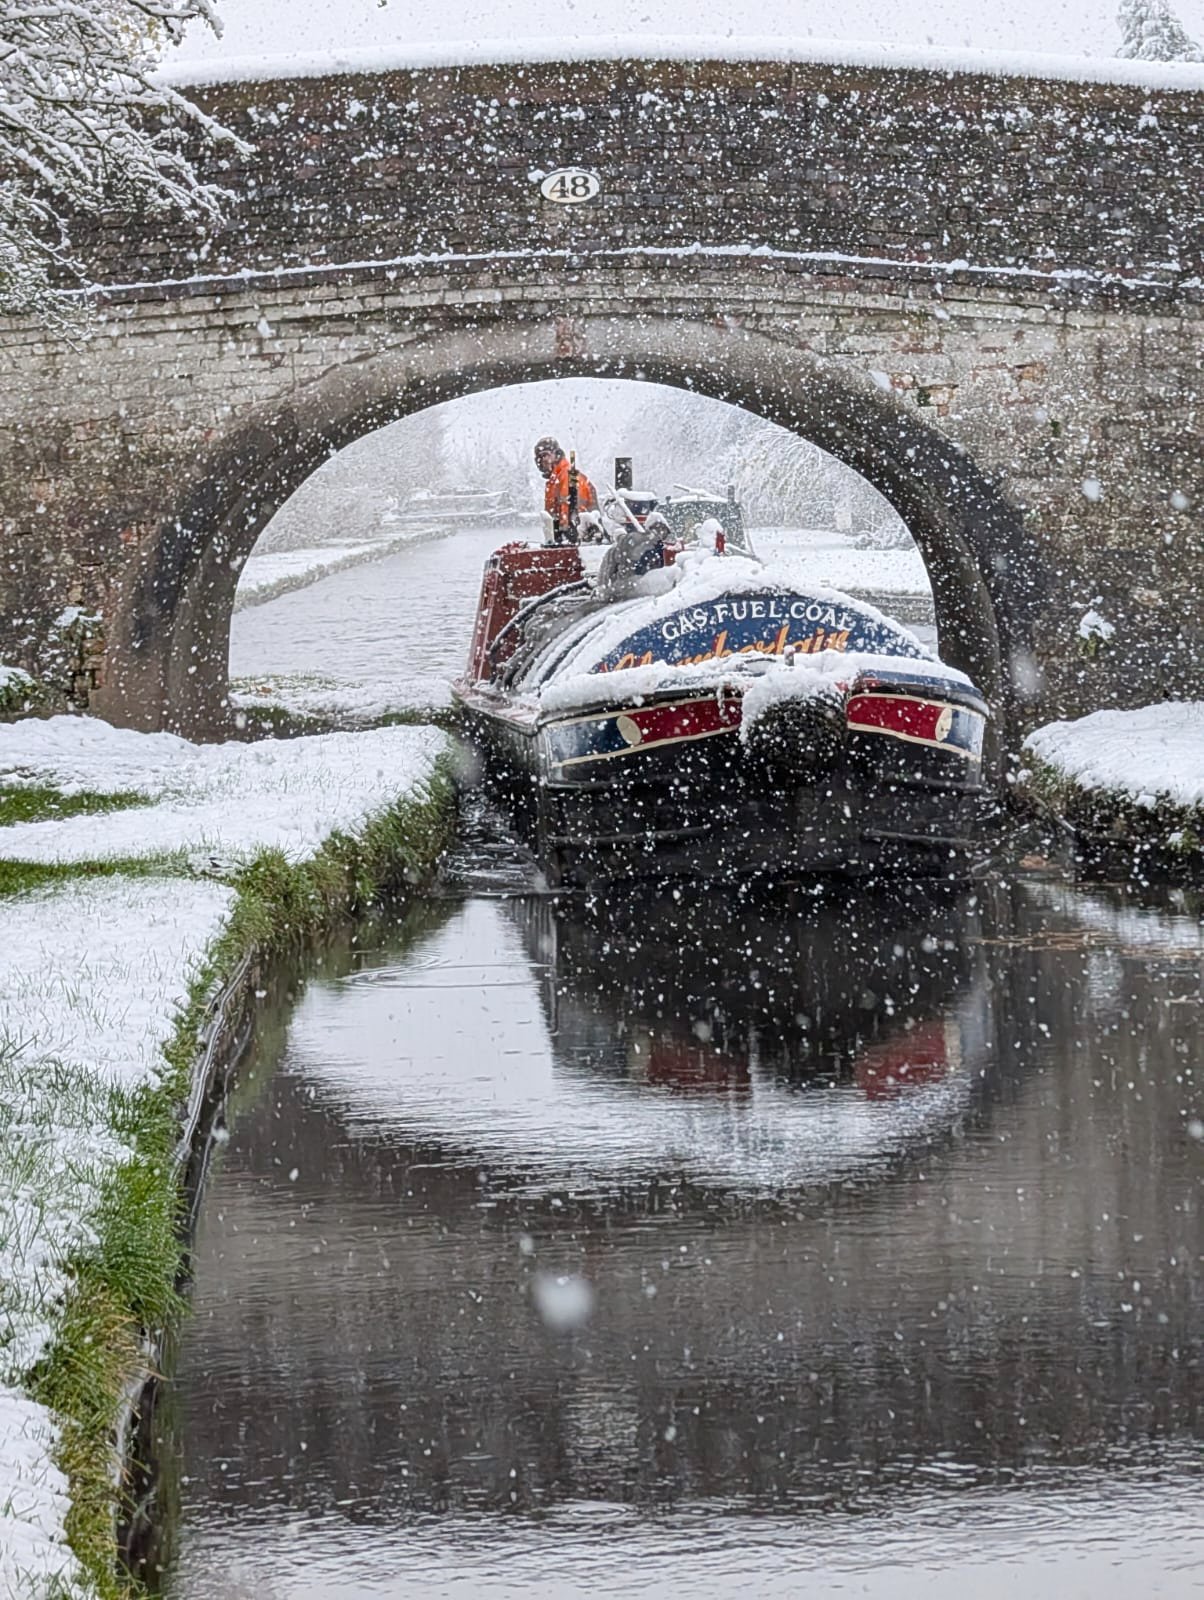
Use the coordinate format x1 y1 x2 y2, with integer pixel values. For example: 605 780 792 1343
523 549 982 716
538 655 769 715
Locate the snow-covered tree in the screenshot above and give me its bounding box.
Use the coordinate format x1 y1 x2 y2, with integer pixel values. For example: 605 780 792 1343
256 409 451 553
1116 0 1203 60
610 387 909 543
0 0 241 328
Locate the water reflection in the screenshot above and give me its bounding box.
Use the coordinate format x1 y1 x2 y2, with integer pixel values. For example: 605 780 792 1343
283 886 996 1195
159 879 1202 1599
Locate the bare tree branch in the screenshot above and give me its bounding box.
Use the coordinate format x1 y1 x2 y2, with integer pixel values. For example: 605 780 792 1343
0 0 248 329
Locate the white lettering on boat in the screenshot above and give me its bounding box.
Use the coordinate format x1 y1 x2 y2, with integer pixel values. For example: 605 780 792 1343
658 598 858 645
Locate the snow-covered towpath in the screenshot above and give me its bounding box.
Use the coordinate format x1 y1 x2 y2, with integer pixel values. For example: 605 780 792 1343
0 722 449 866
0 717 453 1595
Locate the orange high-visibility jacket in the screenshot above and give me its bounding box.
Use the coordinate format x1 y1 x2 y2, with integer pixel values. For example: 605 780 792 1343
544 456 597 527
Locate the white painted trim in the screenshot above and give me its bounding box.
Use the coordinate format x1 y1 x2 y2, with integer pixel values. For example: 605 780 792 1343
80 240 1190 303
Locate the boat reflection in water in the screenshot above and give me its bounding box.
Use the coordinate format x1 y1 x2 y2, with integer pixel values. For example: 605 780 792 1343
157 878 1204 1600
529 879 991 1115
299 883 995 1196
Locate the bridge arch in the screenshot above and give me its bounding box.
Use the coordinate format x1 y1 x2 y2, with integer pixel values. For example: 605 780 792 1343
4 52 1202 735
113 316 1040 746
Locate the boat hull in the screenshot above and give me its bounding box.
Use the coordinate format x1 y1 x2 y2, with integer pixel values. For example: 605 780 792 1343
453 680 993 887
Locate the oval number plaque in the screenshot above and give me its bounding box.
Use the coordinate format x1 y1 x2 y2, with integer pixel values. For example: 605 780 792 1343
539 168 601 205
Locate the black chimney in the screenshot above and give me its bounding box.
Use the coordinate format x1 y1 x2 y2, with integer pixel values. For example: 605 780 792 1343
614 457 633 491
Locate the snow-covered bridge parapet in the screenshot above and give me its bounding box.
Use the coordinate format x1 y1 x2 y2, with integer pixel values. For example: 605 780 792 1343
0 49 1201 738
77 46 1204 301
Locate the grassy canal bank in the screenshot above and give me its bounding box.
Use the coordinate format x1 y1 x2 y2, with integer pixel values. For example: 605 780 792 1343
0 718 456 1598
2 691 1198 1595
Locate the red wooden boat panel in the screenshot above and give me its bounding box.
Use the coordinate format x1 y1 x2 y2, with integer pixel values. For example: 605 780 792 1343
466 542 584 684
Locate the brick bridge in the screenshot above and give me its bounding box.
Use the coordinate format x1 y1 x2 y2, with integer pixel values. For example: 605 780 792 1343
1 49 1201 745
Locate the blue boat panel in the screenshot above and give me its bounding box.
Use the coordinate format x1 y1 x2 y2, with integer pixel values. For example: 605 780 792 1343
592 591 924 673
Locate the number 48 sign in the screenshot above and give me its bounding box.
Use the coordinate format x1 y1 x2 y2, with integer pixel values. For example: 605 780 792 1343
539 168 602 204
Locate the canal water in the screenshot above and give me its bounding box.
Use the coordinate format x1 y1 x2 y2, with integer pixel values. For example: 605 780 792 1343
153 870 1202 1598
228 527 523 714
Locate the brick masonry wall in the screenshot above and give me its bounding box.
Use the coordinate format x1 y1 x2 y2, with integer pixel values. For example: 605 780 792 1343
0 57 1201 736
78 59 1204 290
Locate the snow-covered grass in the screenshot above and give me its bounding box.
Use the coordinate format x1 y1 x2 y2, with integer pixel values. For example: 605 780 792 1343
0 786 149 829
1021 702 1204 874
0 1381 75 1598
0 879 237 1105
0 716 457 1596
0 879 232 1598
0 718 449 868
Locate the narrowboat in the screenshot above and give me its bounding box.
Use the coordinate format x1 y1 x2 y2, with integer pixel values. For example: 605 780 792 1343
451 488 992 886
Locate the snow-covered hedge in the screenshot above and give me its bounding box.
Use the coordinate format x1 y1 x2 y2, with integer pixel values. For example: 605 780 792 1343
1021 702 1204 872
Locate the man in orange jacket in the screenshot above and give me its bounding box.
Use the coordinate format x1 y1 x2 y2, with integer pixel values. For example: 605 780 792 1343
534 436 597 543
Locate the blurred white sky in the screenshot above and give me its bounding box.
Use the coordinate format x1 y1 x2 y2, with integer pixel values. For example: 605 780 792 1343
173 0 1204 68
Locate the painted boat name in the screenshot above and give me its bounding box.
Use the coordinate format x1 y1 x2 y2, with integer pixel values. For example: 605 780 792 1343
592 594 913 674
660 599 859 642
